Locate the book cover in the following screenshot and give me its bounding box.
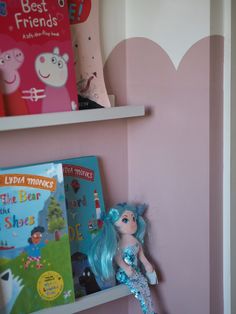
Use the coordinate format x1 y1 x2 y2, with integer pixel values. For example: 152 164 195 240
61 156 115 298
0 163 74 314
68 0 111 109
0 91 5 116
0 0 78 116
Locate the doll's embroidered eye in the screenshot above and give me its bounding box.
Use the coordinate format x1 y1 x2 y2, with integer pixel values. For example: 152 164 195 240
132 216 136 222
122 217 129 223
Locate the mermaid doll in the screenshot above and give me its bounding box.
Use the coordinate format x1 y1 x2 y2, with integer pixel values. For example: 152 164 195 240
88 203 157 314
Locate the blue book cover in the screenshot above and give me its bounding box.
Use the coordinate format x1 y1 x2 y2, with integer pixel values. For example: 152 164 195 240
0 163 74 314
60 156 115 298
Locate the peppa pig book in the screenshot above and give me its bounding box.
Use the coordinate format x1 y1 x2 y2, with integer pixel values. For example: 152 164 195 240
0 91 5 116
0 163 74 314
0 0 78 116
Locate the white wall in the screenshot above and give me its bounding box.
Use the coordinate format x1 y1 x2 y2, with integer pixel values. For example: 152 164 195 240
100 0 126 62
101 0 221 68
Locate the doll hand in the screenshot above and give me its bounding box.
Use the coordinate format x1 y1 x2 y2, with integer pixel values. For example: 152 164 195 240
146 270 158 285
145 263 154 273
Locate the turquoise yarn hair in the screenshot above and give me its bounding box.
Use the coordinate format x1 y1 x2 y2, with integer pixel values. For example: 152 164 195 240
88 203 147 282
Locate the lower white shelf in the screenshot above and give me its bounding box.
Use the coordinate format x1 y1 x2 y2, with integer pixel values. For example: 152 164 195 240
0 106 145 131
33 284 131 314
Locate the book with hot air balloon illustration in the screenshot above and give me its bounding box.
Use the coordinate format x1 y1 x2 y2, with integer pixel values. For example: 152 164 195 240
60 156 115 298
0 162 74 314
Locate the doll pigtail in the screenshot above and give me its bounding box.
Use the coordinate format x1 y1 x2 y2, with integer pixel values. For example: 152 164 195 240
135 215 146 244
88 218 118 282
134 203 147 243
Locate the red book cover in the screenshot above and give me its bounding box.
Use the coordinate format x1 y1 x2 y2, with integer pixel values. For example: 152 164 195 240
0 0 78 116
0 91 6 116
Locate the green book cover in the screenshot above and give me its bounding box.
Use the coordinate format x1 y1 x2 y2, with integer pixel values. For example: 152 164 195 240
0 163 74 314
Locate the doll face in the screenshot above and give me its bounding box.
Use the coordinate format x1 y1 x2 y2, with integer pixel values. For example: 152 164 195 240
115 210 137 235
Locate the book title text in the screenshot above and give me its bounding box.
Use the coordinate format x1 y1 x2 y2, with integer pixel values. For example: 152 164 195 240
14 0 58 30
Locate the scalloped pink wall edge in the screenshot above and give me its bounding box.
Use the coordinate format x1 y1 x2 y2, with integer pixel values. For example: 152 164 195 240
104 36 223 314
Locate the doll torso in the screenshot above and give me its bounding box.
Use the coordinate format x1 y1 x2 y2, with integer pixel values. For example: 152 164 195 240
116 236 141 281
121 243 139 267
116 242 140 285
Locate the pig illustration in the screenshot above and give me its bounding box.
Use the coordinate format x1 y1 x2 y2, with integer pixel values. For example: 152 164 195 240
0 48 28 115
35 47 74 113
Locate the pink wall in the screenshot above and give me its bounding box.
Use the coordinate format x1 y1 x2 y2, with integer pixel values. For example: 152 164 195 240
79 297 128 314
104 36 223 314
0 35 223 314
0 120 129 210
0 121 130 314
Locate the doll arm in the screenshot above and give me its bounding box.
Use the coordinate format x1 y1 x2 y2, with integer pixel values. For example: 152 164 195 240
138 244 158 285
138 245 153 272
115 251 134 277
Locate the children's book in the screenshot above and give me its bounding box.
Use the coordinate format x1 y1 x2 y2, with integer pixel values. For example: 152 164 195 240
0 91 5 116
0 0 78 116
0 163 74 314
60 156 115 298
68 0 111 109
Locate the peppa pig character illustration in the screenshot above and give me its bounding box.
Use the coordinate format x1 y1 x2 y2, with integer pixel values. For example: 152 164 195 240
35 47 76 113
0 48 28 116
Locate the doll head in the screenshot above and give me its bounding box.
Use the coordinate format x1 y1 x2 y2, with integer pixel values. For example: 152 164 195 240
88 203 147 281
106 203 146 242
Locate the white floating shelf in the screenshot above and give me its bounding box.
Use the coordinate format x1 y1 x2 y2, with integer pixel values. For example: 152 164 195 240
0 106 145 131
33 284 131 314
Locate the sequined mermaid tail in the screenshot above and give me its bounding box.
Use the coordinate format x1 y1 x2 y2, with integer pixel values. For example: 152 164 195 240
116 268 156 314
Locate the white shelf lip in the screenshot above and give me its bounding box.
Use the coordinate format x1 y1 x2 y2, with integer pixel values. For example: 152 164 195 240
33 284 131 314
0 106 145 131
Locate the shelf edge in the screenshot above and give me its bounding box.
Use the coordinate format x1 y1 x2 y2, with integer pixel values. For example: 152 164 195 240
0 106 145 131
33 284 131 314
